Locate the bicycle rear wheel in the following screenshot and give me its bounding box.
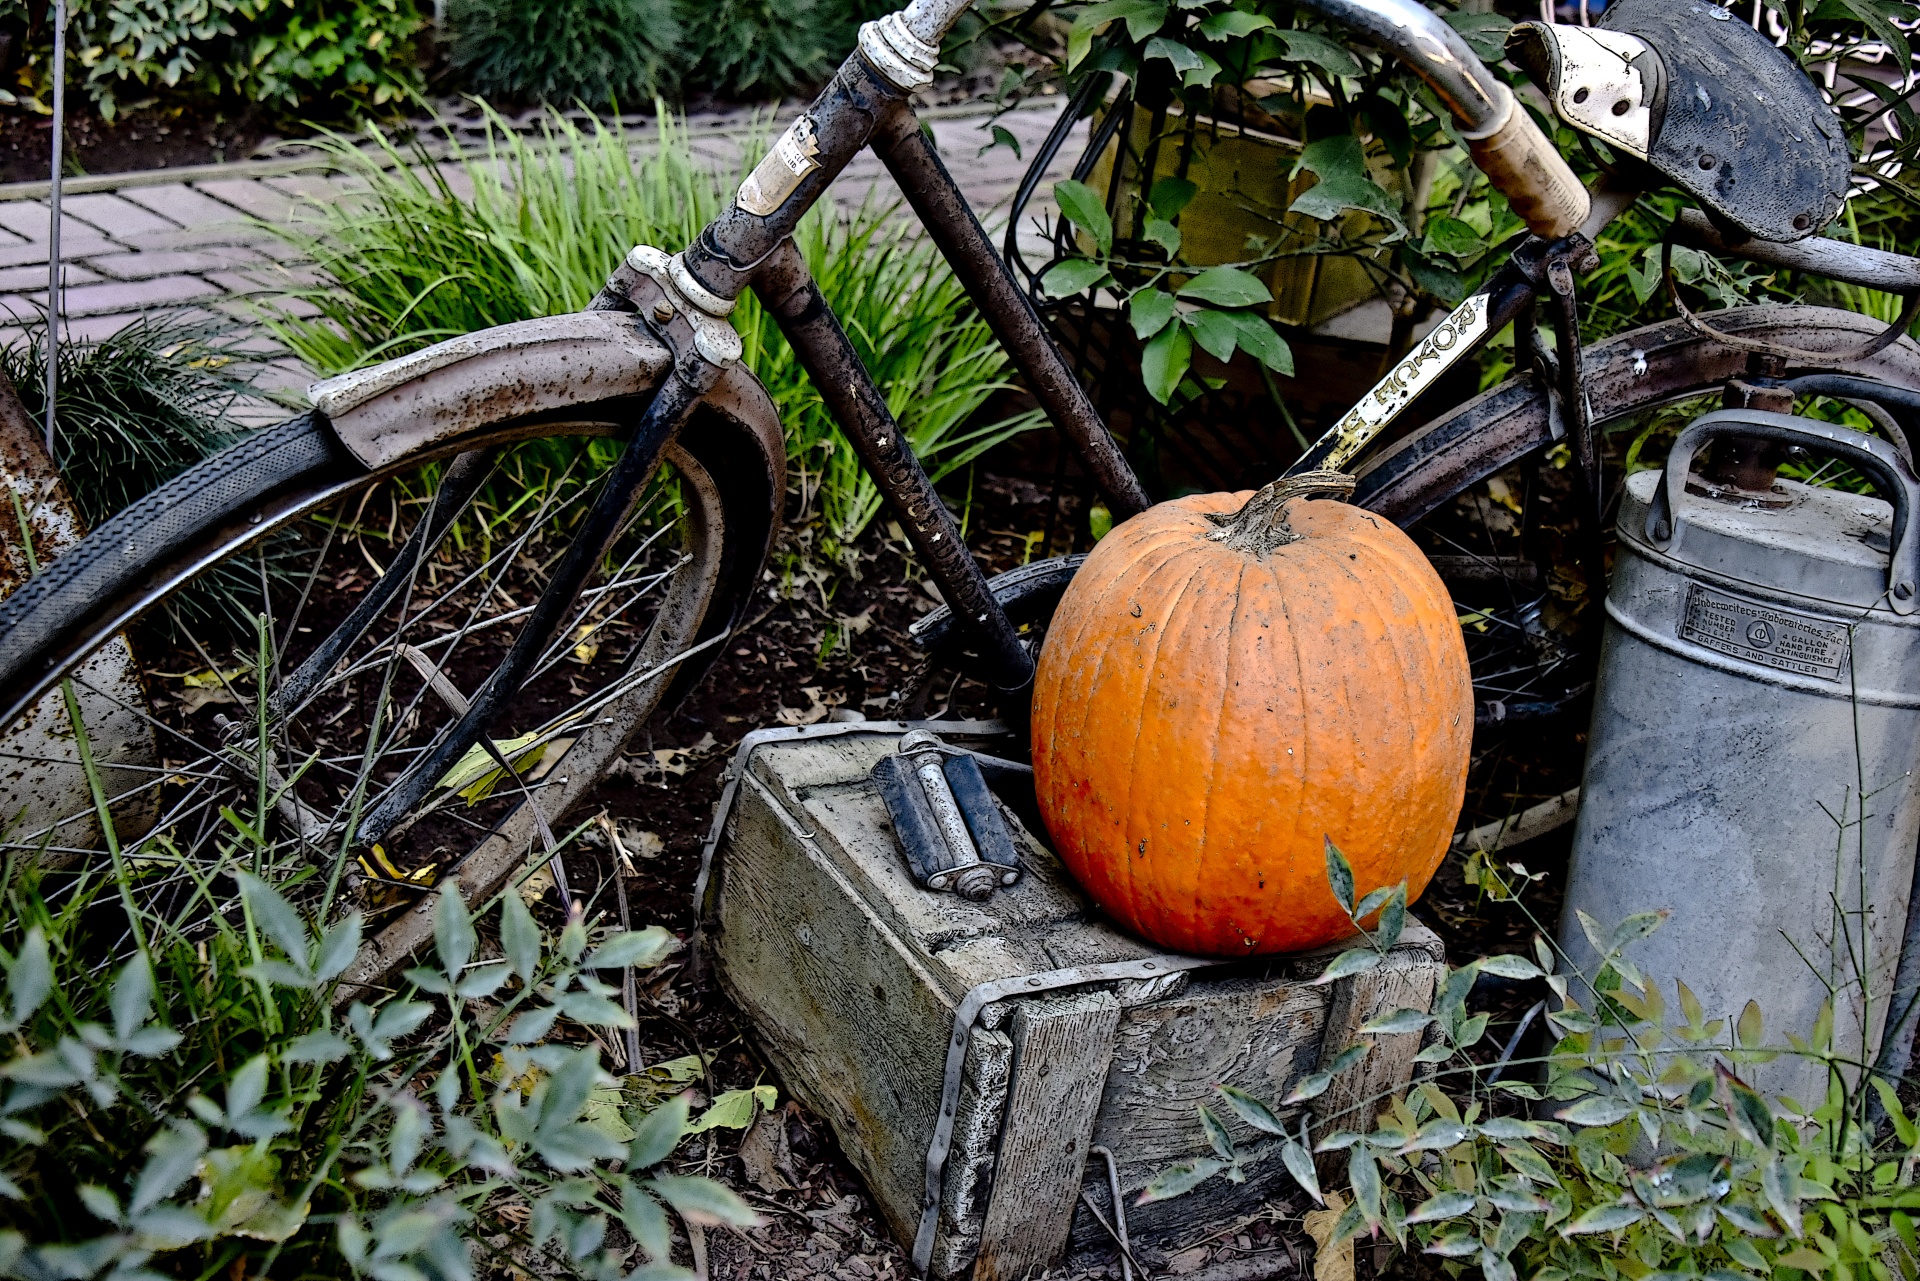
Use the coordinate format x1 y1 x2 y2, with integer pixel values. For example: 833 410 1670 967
0 395 779 976
1357 304 1920 847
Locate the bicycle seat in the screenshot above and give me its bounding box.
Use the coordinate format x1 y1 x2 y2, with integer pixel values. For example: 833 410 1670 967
1509 0 1849 242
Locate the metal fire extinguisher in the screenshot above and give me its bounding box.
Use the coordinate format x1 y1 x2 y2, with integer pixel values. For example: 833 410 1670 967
1561 407 1920 1101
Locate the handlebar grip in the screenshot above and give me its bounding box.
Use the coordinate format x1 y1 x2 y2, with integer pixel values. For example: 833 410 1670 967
1461 84 1591 241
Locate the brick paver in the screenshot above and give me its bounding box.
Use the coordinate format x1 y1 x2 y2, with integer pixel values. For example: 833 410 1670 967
0 98 1085 381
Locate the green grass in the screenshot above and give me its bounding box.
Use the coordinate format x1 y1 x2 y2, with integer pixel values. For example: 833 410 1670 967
259 104 1041 552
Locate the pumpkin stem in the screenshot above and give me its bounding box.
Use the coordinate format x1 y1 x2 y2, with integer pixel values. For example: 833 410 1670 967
1204 470 1356 556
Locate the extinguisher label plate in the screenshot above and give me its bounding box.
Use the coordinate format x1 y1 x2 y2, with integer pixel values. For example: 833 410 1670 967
1680 584 1848 681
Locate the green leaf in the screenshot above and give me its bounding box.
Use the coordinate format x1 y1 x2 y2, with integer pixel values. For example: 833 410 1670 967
1041 258 1112 299
1290 135 1404 235
1442 10 1513 61
980 124 1022 161
1456 1012 1491 1050
1323 837 1356 914
1181 49 1223 88
1281 1138 1322 1206
1138 1156 1228 1203
1075 0 1169 42
1737 1000 1764 1049
1716 1066 1774 1149
1400 1120 1469 1152
283 1030 352 1064
1272 29 1362 78
627 1094 691 1170
1186 308 1243 363
688 1085 778 1134
314 914 361 984
1762 1157 1802 1236
1478 954 1544 981
434 887 475 977
1348 1147 1382 1226
6 929 49 1029
109 960 155 1045
1604 911 1668 958
1143 35 1202 73
1284 1069 1336 1105
1405 1191 1475 1225
1423 215 1485 261
1556 1096 1634 1127
1374 884 1407 951
1228 313 1293 374
237 872 311 971
1199 1103 1235 1160
1198 10 1274 39
1067 20 1095 69
1424 1226 1481 1257
1559 1203 1644 1236
1313 948 1382 985
502 889 541 982
1140 321 1192 405
1216 1084 1286 1136
1128 288 1178 340
130 1121 206 1215
1054 179 1113 255
647 1174 761 1228
619 1184 673 1262
1412 1041 1453 1063
1141 216 1181 256
584 926 674 971
1359 1008 1432 1036
1497 1143 1559 1186
1149 176 1197 218
1177 266 1271 308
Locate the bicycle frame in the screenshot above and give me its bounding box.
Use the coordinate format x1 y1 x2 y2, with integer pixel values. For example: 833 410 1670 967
352 0 1592 845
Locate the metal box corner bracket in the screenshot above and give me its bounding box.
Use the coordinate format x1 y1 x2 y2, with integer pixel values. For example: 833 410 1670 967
1566 411 1920 1102
700 722 1446 1279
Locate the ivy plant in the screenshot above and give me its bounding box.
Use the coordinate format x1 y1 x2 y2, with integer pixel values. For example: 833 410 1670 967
1151 841 1920 1281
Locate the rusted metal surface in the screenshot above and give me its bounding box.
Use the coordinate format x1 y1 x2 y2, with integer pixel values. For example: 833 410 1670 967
1673 209 1920 295
869 101 1150 521
0 371 158 861
1356 305 1920 526
754 237 1035 689
311 312 674 469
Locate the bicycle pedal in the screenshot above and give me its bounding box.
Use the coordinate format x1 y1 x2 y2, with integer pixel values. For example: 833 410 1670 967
870 730 1022 901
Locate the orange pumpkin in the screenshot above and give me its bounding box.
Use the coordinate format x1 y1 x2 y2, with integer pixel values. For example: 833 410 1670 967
1031 472 1472 956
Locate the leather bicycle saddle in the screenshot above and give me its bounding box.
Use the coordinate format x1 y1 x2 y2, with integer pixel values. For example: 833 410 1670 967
1509 0 1851 242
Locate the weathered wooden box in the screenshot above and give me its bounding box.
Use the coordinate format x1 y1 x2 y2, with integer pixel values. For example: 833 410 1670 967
704 725 1444 1280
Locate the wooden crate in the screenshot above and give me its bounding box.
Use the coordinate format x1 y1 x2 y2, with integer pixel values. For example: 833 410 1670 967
703 725 1444 1280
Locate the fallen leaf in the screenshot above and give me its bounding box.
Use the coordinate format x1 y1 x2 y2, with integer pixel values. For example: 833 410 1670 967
570 623 600 666
1304 1190 1354 1281
437 732 546 801
1166 1245 1211 1275
738 1109 792 1193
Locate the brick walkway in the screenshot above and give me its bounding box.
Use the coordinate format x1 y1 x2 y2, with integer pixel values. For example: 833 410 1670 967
0 99 1083 389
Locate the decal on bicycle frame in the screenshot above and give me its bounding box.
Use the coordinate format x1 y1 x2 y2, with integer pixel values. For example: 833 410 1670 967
736 116 823 217
1314 288 1494 471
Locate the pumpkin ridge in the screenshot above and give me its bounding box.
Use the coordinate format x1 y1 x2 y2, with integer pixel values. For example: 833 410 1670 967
1113 557 1211 940
1269 544 1318 932
1189 557 1251 950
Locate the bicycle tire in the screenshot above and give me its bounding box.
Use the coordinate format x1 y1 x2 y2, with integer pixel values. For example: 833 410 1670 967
1356 305 1920 525
0 390 780 984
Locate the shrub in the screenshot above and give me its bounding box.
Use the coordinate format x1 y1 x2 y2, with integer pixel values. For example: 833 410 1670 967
0 799 754 1281
0 0 425 119
675 0 880 100
446 0 681 106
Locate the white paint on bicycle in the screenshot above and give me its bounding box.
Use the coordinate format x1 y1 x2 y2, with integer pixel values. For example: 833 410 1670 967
736 116 822 217
1321 288 1493 470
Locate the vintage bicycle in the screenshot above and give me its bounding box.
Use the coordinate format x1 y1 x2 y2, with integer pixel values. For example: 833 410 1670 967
1 0 1916 1003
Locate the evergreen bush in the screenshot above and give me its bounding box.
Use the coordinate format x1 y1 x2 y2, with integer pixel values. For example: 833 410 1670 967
446 0 681 105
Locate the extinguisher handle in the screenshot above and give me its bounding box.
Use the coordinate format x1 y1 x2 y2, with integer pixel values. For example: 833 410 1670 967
1647 408 1920 616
